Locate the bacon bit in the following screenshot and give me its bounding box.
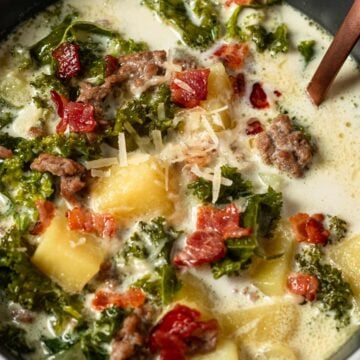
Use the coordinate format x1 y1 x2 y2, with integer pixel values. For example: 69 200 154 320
197 204 252 240
31 200 55 235
173 231 225 266
52 42 81 80
63 102 97 133
92 288 145 311
51 91 96 134
289 213 330 245
0 145 13 159
246 118 264 135
170 68 210 108
274 90 282 97
230 73 246 97
67 207 117 238
287 273 319 301
149 304 219 360
225 0 254 6
104 55 119 77
250 83 269 109
214 43 250 71
174 204 251 267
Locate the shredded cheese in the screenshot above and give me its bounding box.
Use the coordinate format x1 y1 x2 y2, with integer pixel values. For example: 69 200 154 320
164 162 170 192
118 132 128 167
152 130 163 152
173 78 195 94
91 169 111 178
85 157 118 169
201 115 219 146
190 165 233 186
212 165 222 204
157 102 166 121
206 105 229 115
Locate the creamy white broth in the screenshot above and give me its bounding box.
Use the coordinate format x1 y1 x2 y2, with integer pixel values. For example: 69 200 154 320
0 0 359 359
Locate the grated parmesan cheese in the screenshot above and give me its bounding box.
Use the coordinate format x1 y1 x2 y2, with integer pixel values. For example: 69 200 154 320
190 165 233 186
91 169 111 178
201 115 219 146
212 165 222 204
85 157 118 169
118 132 128 167
157 102 166 121
152 129 164 152
173 78 195 94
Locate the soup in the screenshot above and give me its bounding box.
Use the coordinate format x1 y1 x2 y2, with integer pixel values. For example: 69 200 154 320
0 0 359 359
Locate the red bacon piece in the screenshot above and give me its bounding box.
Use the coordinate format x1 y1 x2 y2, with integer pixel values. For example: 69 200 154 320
51 91 96 134
92 288 145 311
214 43 250 71
230 73 246 97
246 118 264 135
149 304 219 360
173 231 225 267
225 0 254 6
104 55 119 77
31 200 55 235
52 42 81 80
250 83 269 109
197 204 252 240
289 213 329 245
287 273 319 301
67 207 117 238
170 68 210 108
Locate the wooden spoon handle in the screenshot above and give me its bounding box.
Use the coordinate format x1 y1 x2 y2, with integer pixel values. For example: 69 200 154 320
307 0 360 106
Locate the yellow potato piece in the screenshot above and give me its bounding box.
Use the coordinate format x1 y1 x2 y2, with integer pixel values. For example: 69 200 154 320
201 62 234 131
90 157 175 225
191 339 239 360
250 222 295 296
220 302 299 343
32 211 106 293
328 235 360 301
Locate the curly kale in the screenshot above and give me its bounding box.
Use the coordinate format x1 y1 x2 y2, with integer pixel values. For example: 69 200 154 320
0 97 18 129
0 132 101 232
328 216 348 244
296 246 353 327
109 84 178 147
0 324 34 359
43 307 125 359
144 0 220 50
211 187 282 279
120 218 181 305
188 165 253 204
298 40 316 64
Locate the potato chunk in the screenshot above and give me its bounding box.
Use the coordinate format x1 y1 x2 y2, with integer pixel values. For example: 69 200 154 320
90 157 175 225
201 62 234 130
32 211 106 293
250 222 295 296
242 342 297 360
220 302 299 343
328 235 360 301
191 339 239 360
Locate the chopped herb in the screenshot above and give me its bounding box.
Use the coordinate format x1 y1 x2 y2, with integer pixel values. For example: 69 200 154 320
328 216 348 243
296 246 353 327
143 0 220 50
298 40 316 64
268 24 289 54
188 165 253 204
246 25 270 52
120 218 181 305
109 84 178 146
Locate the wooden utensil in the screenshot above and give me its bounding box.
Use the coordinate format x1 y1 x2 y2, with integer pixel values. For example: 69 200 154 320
307 0 360 106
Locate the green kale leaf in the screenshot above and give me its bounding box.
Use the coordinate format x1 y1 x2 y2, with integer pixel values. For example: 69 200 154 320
328 216 348 244
144 0 220 50
296 246 353 327
297 40 316 64
188 165 253 204
109 84 178 146
121 218 181 305
0 97 19 129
